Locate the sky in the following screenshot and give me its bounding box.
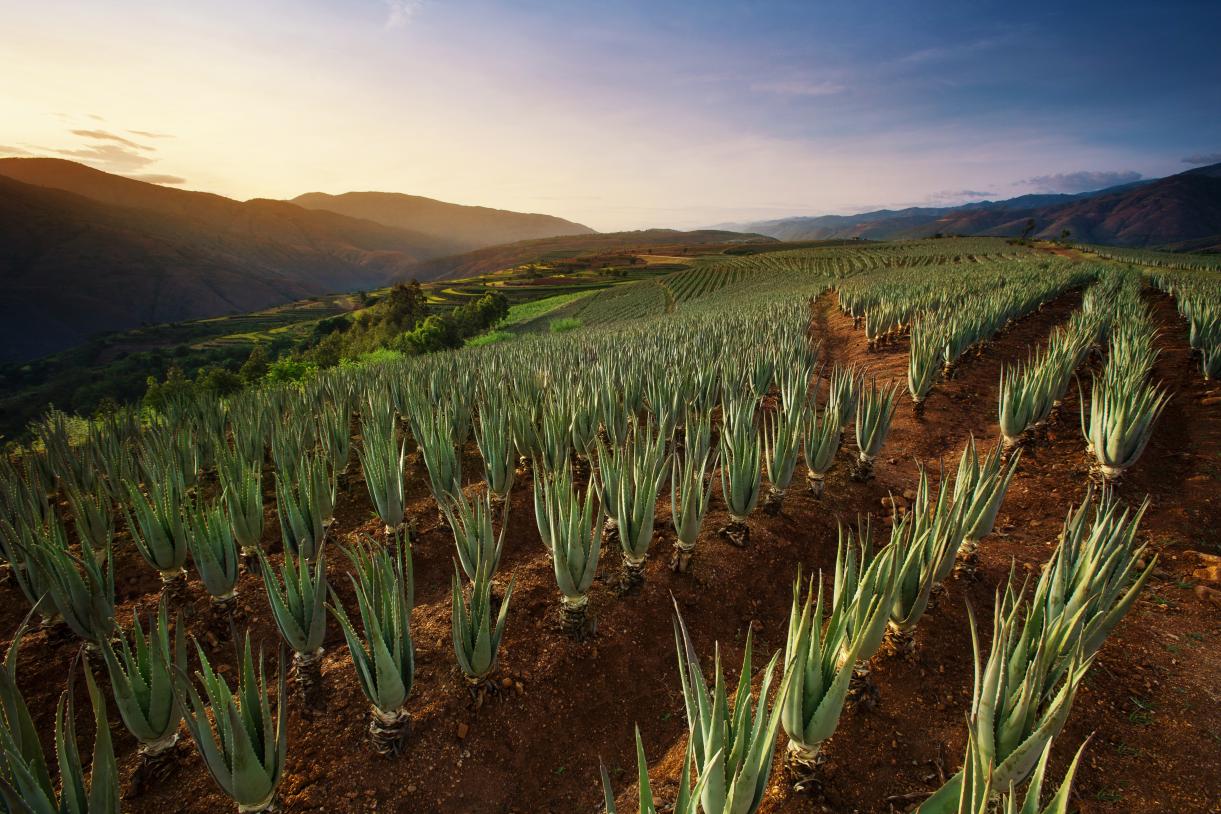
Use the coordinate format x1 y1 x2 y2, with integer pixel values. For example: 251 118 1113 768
2 0 1219 231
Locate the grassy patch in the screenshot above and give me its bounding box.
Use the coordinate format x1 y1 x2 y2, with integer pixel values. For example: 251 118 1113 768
550 317 582 333
466 330 513 348
501 292 593 328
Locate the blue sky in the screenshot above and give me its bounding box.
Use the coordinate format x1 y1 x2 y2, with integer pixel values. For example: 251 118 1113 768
2 0 1219 229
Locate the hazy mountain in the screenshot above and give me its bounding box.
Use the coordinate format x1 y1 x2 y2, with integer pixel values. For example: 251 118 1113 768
292 191 594 251
723 167 1220 248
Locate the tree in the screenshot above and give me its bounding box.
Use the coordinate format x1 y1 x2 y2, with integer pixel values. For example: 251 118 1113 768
1022 218 1037 240
240 346 269 384
142 366 194 413
384 281 426 329
196 366 243 397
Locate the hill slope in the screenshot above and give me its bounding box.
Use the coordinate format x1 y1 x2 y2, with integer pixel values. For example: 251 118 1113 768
730 165 1221 248
0 159 594 362
292 191 593 251
0 174 445 361
407 229 777 281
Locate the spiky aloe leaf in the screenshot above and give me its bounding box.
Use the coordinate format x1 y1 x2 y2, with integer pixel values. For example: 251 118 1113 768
175 634 287 811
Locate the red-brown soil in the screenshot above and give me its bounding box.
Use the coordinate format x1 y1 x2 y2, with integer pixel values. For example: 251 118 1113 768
2 282 1218 814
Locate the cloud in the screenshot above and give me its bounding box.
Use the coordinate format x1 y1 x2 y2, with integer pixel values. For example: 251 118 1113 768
0 145 36 157
54 142 156 170
128 129 174 139
1182 152 1221 165
383 0 424 28
125 173 187 185
70 129 153 150
1020 170 1142 194
750 78 845 97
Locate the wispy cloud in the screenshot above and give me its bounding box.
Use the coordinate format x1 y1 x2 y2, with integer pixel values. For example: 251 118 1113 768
126 173 187 185
54 142 156 170
128 129 174 139
1182 152 1221 165
750 78 845 97
0 145 36 157
70 129 153 150
1019 170 1141 193
383 0 425 28
891 35 1005 67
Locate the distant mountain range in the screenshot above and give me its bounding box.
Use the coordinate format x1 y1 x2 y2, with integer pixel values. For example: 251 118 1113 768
0 159 594 361
719 162 1221 249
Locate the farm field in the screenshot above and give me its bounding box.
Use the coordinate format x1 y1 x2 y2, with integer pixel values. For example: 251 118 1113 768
1 237 1220 814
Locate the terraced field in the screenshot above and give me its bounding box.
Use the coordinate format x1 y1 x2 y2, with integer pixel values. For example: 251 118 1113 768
2 236 1218 814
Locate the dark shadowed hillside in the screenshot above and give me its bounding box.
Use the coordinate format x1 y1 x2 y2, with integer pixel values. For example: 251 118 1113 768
0 159 598 362
0 174 445 361
292 191 593 251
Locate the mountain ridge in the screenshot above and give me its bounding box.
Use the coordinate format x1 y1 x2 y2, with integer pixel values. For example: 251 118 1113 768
719 165 1221 248
292 190 594 250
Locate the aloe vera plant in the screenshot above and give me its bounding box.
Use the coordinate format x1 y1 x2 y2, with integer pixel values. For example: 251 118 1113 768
442 490 506 583
597 422 669 589
831 520 898 708
98 599 186 787
176 634 287 813
451 563 513 686
801 397 841 498
535 468 604 637
827 364 860 431
907 321 942 414
0 632 120 814
24 521 115 648
320 402 352 477
259 545 328 707
885 469 962 655
275 458 328 562
358 407 407 534
329 534 415 755
1036 488 1155 660
780 569 874 788
852 379 899 481
669 429 716 573
916 589 1091 813
474 395 516 502
0 517 51 620
951 729 1088 814
1080 372 1169 481
951 437 1020 576
218 449 265 570
718 389 763 547
600 729 709 814
414 407 462 506
186 501 240 608
674 606 785 814
123 474 189 592
762 396 803 514
65 486 113 563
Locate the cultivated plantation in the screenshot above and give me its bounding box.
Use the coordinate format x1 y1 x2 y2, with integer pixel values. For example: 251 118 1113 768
1 237 1219 813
